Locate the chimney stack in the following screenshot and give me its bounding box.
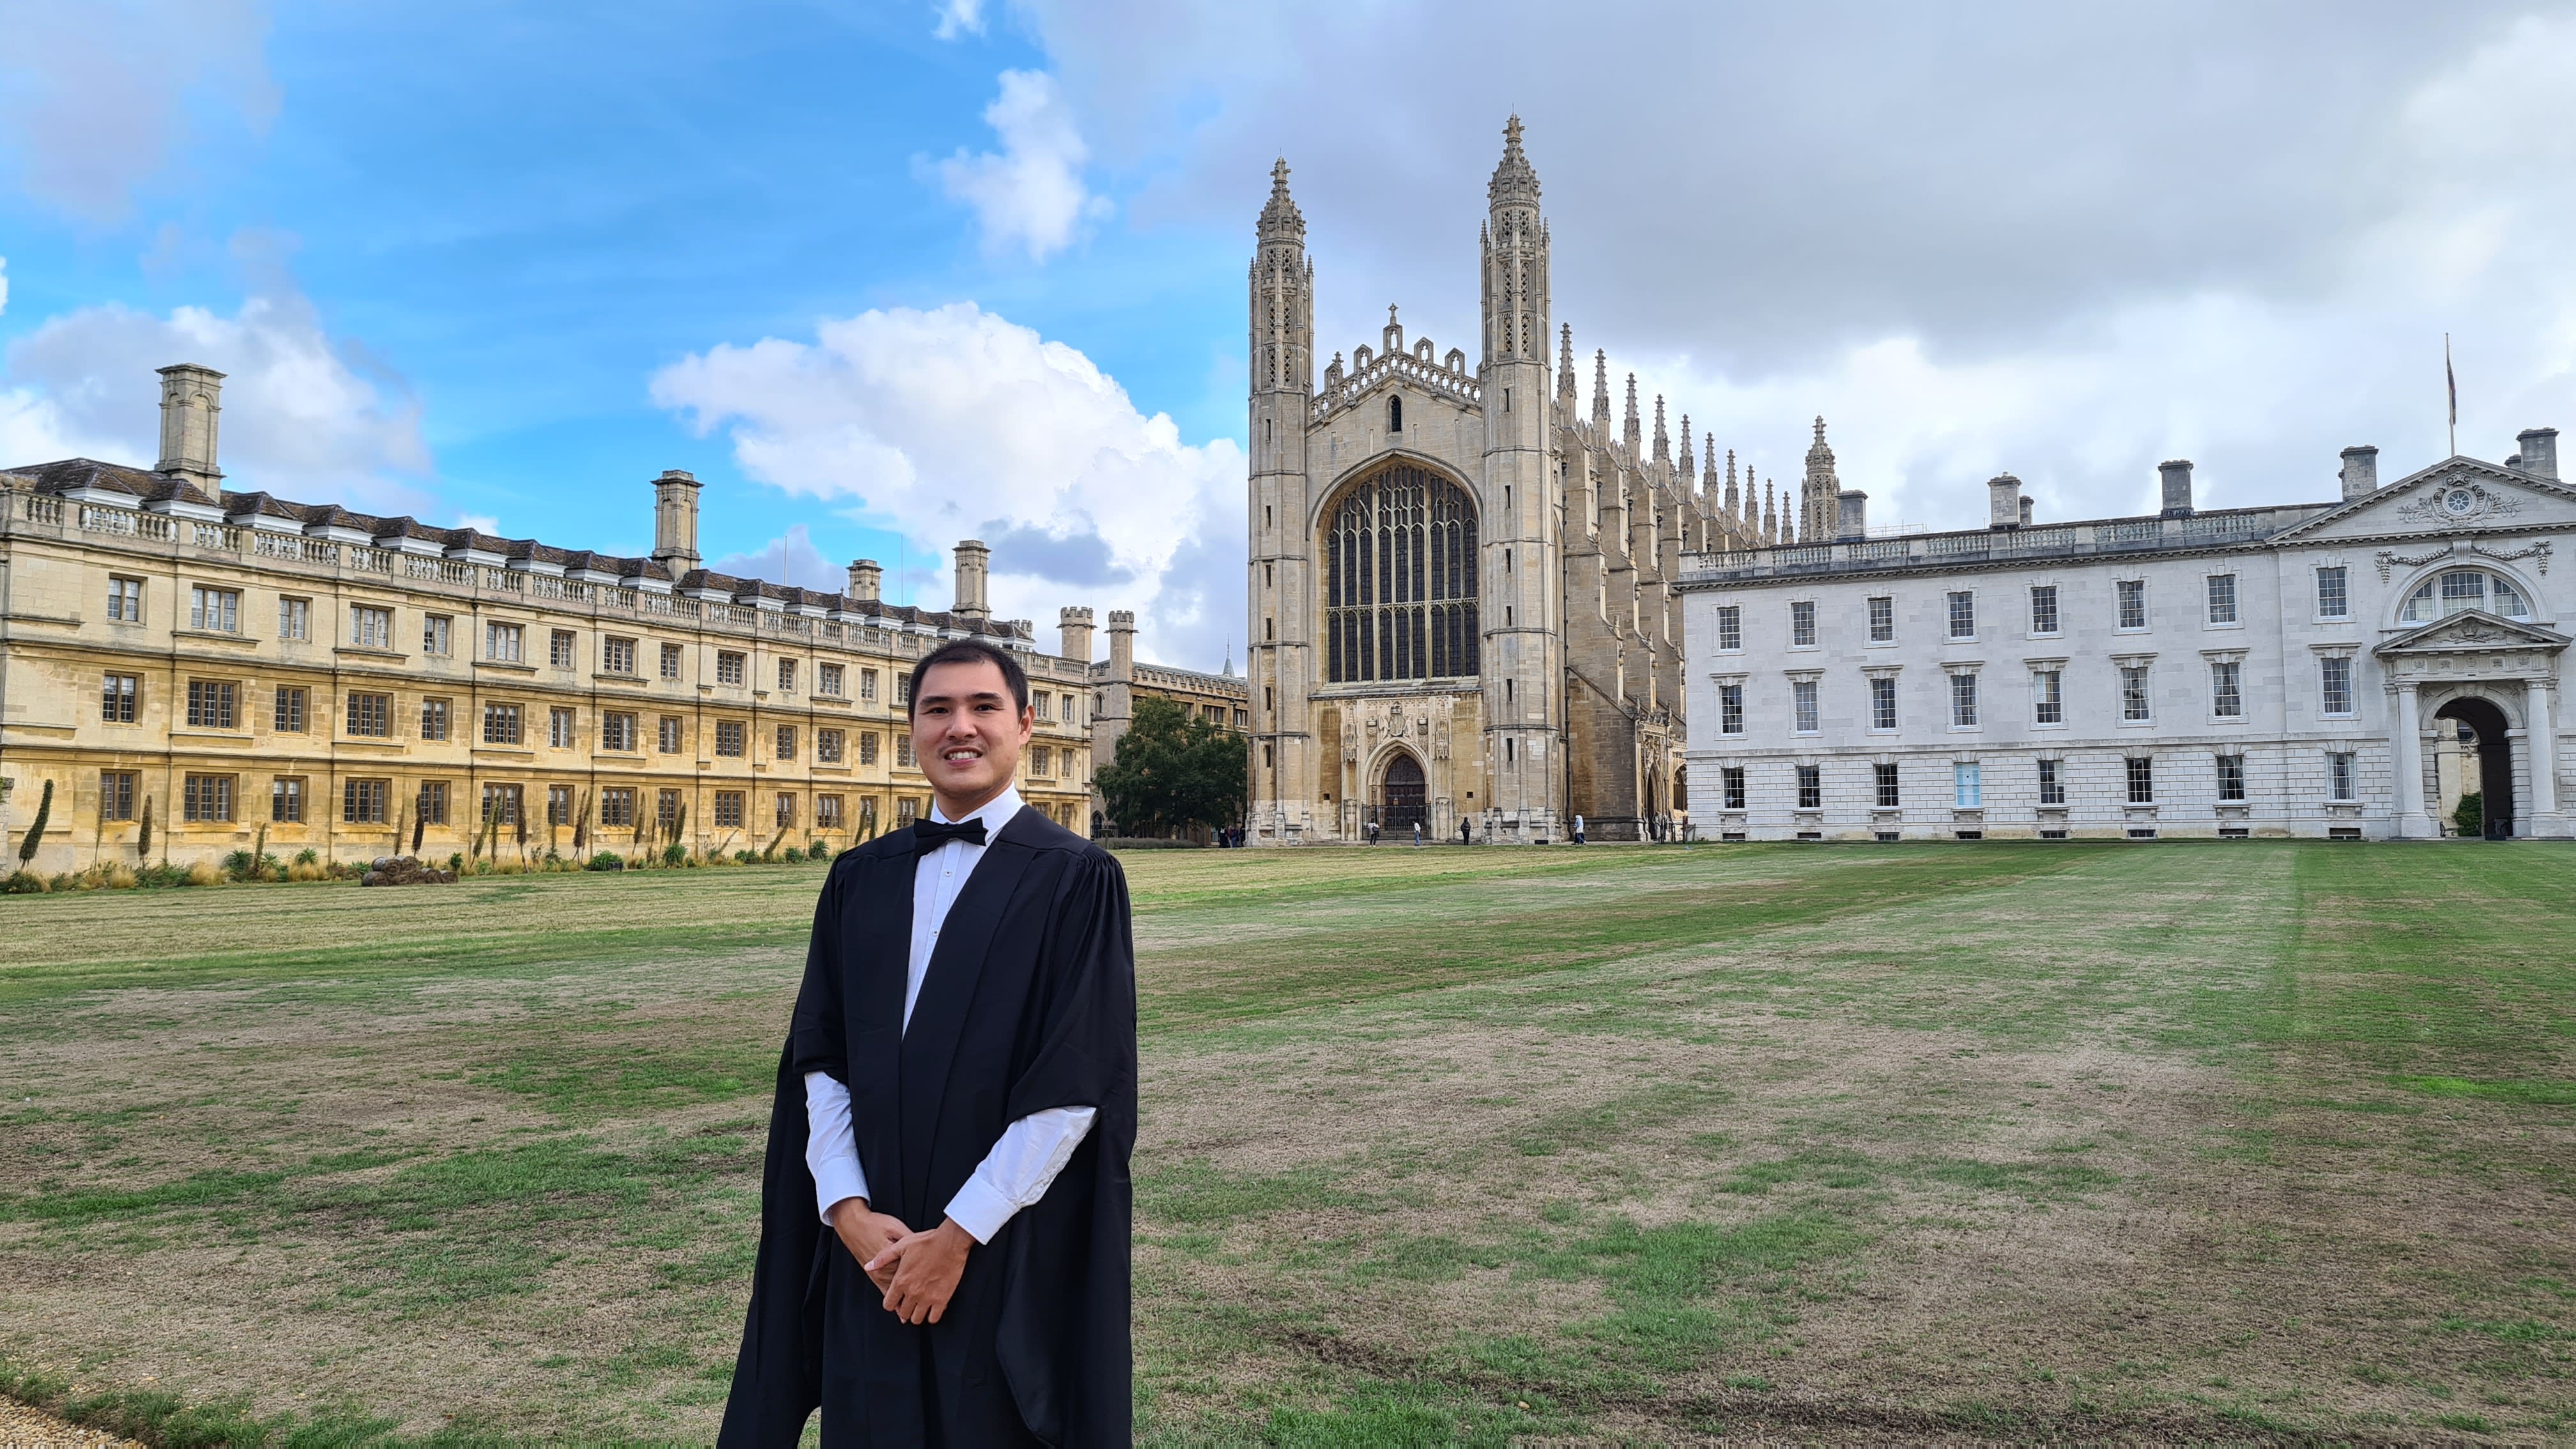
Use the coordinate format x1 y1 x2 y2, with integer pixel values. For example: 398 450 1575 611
2158 459 2195 518
951 539 991 620
1835 489 1867 541
2018 496 2034 527
1987 473 2023 530
2338 445 2379 500
846 559 882 602
155 364 226 493
650 470 702 571
1059 606 1095 663
2515 427 2559 480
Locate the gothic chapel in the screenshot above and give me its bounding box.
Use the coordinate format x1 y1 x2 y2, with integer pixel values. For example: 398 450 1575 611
1246 119 1782 843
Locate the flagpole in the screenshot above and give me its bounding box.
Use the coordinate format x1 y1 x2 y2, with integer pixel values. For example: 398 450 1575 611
2446 333 2457 457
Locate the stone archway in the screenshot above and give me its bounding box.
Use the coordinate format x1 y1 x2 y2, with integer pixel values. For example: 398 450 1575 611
1379 751 1428 834
2434 696 2515 838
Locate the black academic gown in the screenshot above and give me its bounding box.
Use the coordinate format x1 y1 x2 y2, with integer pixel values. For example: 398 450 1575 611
719 806 1137 1448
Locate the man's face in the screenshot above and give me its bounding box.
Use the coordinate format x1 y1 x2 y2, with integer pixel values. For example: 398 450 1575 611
910 659 1032 809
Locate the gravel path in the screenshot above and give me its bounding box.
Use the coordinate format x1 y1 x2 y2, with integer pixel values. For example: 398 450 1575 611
0 1399 142 1448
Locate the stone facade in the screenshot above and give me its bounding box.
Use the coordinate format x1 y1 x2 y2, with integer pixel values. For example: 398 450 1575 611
1680 435 2574 841
1061 605 1249 835
0 367 1100 873
1246 119 1774 845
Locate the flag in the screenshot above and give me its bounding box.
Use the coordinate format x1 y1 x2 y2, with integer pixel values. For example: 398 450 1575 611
2446 334 2457 428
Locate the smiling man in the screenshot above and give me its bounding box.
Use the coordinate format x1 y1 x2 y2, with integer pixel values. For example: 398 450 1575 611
723 640 1137 1447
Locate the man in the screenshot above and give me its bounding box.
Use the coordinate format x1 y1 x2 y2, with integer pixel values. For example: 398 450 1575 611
1457 816 1469 847
1572 813 1586 846
723 640 1137 1446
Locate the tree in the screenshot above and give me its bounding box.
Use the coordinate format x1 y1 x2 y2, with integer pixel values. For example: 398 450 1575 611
15 778 53 868
1095 696 1248 838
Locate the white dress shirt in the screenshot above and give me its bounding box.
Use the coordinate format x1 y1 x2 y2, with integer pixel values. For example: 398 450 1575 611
804 783 1098 1243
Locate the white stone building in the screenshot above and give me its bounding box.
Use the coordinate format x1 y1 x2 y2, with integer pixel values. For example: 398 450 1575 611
1677 433 2572 841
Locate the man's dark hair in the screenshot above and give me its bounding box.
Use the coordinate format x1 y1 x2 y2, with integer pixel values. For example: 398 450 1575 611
906 638 1029 718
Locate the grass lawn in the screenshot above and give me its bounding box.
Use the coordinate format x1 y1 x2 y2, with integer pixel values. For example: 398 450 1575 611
1 841 2572 1445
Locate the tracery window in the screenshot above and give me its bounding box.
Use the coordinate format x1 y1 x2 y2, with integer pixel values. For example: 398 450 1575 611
1324 465 1478 683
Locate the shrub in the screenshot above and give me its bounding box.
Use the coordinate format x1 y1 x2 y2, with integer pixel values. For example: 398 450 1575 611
15 778 53 868
288 860 327 882
3 871 47 894
447 852 466 873
295 848 320 866
781 847 805 864
2453 791 2485 838
585 852 625 872
734 850 760 866
221 849 259 882
185 861 224 887
103 864 138 889
661 843 688 868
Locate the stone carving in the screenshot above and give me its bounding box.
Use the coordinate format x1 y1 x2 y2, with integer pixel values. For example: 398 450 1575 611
2395 480 2522 526
2474 540 2554 574
2373 546 2451 582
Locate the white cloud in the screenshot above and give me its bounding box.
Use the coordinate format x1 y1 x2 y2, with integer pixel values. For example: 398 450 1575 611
709 523 848 594
0 0 276 224
932 0 986 40
0 270 436 514
927 70 1110 263
650 301 1243 668
454 512 501 535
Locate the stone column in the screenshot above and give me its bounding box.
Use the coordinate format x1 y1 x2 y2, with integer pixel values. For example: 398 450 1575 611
2392 680 2426 836
2528 676 2559 822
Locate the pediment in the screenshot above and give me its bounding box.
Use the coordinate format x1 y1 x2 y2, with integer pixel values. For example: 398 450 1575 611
2374 610 2569 656
2269 457 2576 544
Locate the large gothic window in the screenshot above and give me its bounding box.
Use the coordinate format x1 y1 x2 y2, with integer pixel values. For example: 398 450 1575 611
1325 464 1478 683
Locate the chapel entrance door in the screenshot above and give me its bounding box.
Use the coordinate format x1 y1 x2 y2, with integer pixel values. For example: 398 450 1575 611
2434 696 2515 838
1381 753 1427 834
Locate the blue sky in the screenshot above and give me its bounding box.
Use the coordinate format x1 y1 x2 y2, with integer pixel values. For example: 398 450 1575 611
7 1 2576 668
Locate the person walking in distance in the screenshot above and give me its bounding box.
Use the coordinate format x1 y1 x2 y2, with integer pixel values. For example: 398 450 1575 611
1458 816 1470 847
723 639 1137 1447
1572 813 1586 846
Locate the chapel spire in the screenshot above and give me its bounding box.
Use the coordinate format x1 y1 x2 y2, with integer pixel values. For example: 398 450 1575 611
1652 395 1670 464
1247 157 1313 397
1724 448 1742 521
1257 157 1305 242
1800 414 1840 543
1679 415 1695 484
1591 349 1610 428
1623 373 1641 454
1558 324 1576 404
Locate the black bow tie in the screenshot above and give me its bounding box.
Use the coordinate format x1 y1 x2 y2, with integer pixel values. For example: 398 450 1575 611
910 818 989 853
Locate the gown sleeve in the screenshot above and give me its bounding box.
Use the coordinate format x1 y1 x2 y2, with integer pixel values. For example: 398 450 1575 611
993 848 1138 1448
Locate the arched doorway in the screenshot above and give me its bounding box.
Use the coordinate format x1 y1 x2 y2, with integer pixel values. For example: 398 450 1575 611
1673 766 1688 811
1379 753 1427 834
2434 696 2514 838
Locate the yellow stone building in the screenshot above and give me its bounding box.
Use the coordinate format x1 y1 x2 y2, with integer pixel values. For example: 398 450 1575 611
0 364 1097 873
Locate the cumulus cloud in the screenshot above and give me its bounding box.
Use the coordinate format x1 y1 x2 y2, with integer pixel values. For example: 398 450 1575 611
0 0 277 224
1006 1 2576 531
0 261 436 513
650 301 1242 667
709 523 850 594
927 70 1110 263
932 0 986 40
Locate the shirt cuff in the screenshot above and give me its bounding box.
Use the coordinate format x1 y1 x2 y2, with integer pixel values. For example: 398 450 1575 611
813 1154 869 1224
942 1173 1016 1245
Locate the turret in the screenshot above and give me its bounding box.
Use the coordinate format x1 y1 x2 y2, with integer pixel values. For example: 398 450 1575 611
846 559 882 602
1059 606 1094 663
